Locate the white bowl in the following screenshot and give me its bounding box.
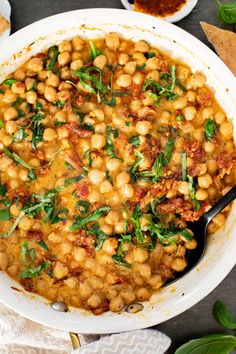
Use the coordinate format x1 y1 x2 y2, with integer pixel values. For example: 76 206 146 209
120 0 198 23
0 8 236 334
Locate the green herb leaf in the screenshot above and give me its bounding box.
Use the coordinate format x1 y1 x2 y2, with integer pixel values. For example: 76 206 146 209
128 135 140 147
105 170 113 185
112 254 131 268
0 184 7 196
0 119 4 130
182 151 187 181
70 206 111 231
175 334 236 354
12 128 29 143
176 115 185 121
144 52 156 59
104 125 120 158
89 223 108 250
217 0 236 24
0 208 12 220
187 175 201 211
47 45 59 72
36 101 43 111
19 260 51 279
204 118 217 140
76 200 91 215
145 90 160 105
38 240 49 251
64 170 87 187
178 229 193 241
3 78 16 87
164 138 175 164
57 100 65 109
13 97 24 108
131 205 144 244
89 41 102 61
213 300 236 329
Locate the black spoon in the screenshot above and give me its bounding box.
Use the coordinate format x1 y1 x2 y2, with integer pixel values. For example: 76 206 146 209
166 184 236 285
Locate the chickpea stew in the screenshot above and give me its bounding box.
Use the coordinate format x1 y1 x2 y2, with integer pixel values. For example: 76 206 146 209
0 34 235 314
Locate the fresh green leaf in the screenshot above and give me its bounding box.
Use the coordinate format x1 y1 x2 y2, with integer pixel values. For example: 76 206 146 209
70 206 111 231
105 170 113 185
102 95 116 107
175 78 187 92
3 147 33 170
12 128 29 143
54 120 65 127
3 78 16 87
38 240 49 251
144 52 156 59
13 97 24 108
32 122 44 150
204 118 217 140
137 64 146 71
174 334 236 354
89 224 108 250
145 90 160 105
36 101 43 111
89 41 102 61
112 254 131 268
0 208 12 220
0 184 7 196
47 45 59 71
164 138 175 164
178 229 193 241
0 89 4 94
213 300 236 329
28 170 37 180
176 115 185 121
182 151 187 182
128 135 140 147
153 152 163 179
104 125 120 158
217 0 236 24
131 205 144 244
57 100 65 109
76 200 90 215
19 260 51 279
64 171 87 187
187 175 201 211
0 119 4 130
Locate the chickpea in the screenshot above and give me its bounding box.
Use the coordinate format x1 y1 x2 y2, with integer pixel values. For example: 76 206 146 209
124 61 137 75
11 81 25 94
204 141 215 153
93 54 107 70
133 52 146 66
106 158 122 171
64 277 78 289
87 294 102 309
4 107 18 121
198 174 213 189
14 69 26 81
134 263 151 279
193 128 204 141
171 152 182 165
171 258 187 272
58 52 71 66
132 72 144 85
195 188 208 200
120 289 136 304
118 53 129 65
146 69 160 81
9 178 19 189
72 36 84 51
44 86 57 102
116 171 130 188
185 239 197 250
105 211 120 225
18 216 34 231
145 57 159 71
105 33 120 50
120 184 134 199
186 90 196 103
88 169 104 185
0 252 8 270
70 59 83 70
88 190 101 203
28 158 41 167
220 121 233 138
116 74 132 88
173 97 188 110
0 156 13 171
135 120 151 135
25 90 37 104
108 296 125 312
100 223 113 235
27 57 43 72
114 221 126 234
187 74 206 89
46 74 60 87
37 82 46 95
2 135 12 147
206 159 218 174
7 165 18 178
53 262 68 279
42 128 57 142
10 203 22 217
212 213 226 230
3 90 16 103
134 40 149 53
60 242 72 255
148 275 163 290
215 110 225 124
133 248 149 263
58 40 72 53
163 244 178 254
5 120 17 134
100 180 113 194
91 133 106 149
136 287 150 301
89 109 104 122
183 106 196 121
19 169 29 182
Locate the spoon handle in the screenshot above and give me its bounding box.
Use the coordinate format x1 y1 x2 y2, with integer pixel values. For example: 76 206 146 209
203 185 236 224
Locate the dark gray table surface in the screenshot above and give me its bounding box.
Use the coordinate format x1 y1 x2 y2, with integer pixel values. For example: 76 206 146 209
8 0 236 352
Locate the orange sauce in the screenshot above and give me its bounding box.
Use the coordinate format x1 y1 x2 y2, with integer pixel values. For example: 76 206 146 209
134 0 187 18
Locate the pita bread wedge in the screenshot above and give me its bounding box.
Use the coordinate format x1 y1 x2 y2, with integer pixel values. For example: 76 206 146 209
0 15 10 34
201 22 236 76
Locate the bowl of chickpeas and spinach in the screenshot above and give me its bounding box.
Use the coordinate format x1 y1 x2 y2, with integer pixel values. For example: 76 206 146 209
0 9 236 333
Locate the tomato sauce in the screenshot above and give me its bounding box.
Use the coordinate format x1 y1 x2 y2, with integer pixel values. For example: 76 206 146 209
134 0 187 18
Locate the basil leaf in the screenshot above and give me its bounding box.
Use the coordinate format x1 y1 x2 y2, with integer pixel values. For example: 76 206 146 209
153 152 163 179
182 151 187 181
164 138 175 164
217 0 236 24
204 118 217 140
213 300 236 329
89 41 102 61
54 120 65 127
175 334 236 354
128 135 140 147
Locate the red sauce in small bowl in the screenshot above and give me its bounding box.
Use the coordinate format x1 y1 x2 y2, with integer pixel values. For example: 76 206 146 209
134 0 187 18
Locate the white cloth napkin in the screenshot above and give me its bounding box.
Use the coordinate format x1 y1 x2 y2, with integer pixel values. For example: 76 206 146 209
0 302 171 354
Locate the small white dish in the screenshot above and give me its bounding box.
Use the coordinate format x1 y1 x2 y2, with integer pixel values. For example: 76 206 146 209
0 0 11 42
120 0 198 23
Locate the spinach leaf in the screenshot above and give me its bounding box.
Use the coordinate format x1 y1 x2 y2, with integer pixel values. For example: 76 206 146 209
70 206 111 231
64 170 87 187
76 200 90 215
36 101 43 111
0 184 7 196
204 118 217 140
131 205 144 244
0 208 12 221
3 147 36 180
182 151 187 181
213 300 236 329
217 0 236 24
175 334 236 354
47 45 59 72
89 223 108 250
187 175 201 211
164 138 175 164
13 97 24 108
128 135 140 147
104 125 120 158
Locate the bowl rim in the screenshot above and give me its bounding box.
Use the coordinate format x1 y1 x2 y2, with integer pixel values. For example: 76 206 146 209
0 8 236 334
